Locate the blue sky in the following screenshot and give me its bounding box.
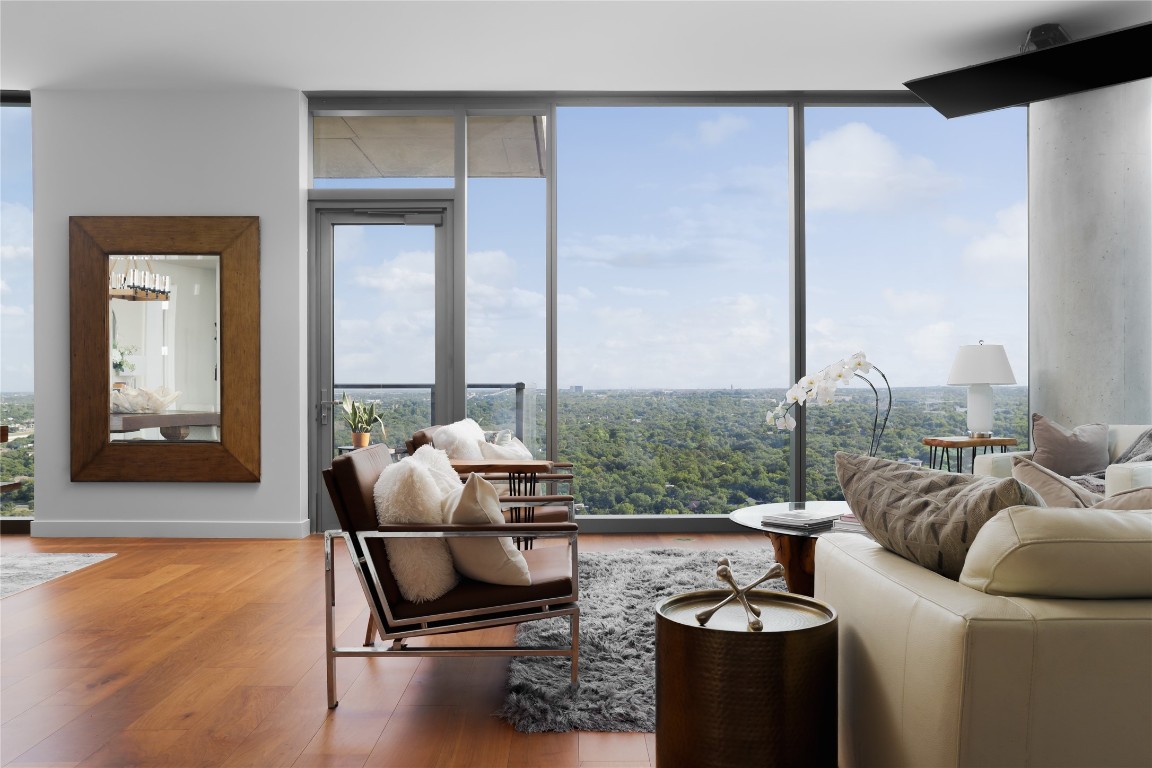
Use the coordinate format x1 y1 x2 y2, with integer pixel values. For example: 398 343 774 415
1 103 1027 394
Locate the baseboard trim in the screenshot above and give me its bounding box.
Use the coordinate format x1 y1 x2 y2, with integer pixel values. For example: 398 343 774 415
29 518 312 539
1 517 33 534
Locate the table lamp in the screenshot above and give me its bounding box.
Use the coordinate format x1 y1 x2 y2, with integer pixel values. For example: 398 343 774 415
947 341 1016 437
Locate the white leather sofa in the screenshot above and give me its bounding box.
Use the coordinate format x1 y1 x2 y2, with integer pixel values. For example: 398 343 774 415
973 423 1151 497
815 507 1152 768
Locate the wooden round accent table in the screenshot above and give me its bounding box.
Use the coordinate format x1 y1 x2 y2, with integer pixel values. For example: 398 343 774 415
729 501 852 597
655 589 838 768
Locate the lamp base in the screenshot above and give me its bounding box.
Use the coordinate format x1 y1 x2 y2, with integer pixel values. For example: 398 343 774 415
967 431 994 439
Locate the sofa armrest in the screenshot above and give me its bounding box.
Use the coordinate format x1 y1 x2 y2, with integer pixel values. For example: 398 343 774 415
1106 460 1152 497
971 449 1034 478
815 532 1152 768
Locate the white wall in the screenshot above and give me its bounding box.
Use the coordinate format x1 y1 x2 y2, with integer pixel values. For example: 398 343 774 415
32 88 311 538
1029 79 1152 428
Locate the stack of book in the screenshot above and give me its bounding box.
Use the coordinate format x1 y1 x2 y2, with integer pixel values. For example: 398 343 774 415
760 504 844 532
832 510 868 534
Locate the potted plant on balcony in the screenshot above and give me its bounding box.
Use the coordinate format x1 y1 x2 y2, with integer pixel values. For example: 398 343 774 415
340 392 385 449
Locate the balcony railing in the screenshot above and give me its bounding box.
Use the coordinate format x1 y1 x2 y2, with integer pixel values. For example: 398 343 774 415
333 382 529 441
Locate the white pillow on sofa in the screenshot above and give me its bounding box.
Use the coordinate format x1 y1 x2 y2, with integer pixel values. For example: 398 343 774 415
441 473 531 586
960 506 1152 598
373 459 458 602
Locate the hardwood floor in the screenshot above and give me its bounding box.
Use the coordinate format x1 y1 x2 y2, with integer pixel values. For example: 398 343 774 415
1 531 768 767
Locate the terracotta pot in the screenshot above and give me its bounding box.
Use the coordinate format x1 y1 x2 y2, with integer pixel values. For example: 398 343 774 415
351 431 371 449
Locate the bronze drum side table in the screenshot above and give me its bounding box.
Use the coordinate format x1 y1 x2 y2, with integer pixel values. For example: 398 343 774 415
655 589 837 768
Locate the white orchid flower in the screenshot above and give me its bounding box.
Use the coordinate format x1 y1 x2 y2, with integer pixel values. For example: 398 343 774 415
814 381 837 405
775 412 796 431
785 383 807 405
847 351 872 373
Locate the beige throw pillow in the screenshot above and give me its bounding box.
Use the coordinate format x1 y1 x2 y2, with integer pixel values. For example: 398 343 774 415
442 473 532 586
835 452 1044 579
373 460 459 603
1030 413 1109 476
1092 486 1152 510
1012 456 1102 507
960 506 1152 597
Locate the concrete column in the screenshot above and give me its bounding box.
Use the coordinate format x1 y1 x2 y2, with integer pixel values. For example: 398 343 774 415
1029 79 1152 428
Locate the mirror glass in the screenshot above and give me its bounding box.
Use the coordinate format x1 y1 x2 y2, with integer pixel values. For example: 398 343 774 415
108 254 221 442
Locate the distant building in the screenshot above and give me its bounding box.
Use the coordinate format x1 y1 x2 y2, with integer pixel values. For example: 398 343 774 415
570 385 583 393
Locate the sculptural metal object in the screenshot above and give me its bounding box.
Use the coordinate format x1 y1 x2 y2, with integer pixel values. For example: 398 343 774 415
695 557 785 631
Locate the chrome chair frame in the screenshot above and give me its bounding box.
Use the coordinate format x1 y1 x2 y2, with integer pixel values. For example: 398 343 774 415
323 523 580 709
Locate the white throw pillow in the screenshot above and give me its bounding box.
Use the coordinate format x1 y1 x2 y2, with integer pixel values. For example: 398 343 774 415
409 445 461 496
373 459 458 602
431 418 487 460
441 473 531 586
960 506 1152 598
477 436 534 461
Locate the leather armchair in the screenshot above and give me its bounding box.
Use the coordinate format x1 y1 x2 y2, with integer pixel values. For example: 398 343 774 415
815 508 1152 768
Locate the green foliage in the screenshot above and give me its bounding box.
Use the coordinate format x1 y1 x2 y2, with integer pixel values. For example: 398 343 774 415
2 392 35 516
339 392 385 434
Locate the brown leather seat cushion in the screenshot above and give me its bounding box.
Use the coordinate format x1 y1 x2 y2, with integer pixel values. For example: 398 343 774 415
502 505 570 524
388 545 576 621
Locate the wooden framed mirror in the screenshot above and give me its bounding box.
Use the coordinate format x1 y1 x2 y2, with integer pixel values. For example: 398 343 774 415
70 216 260 482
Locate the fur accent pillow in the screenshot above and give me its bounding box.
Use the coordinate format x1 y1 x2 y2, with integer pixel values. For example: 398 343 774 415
373 459 458 602
409 445 462 496
835 452 1044 579
477 436 534 460
441 473 531 585
431 417 487 460
1012 456 1101 507
1030 413 1109 477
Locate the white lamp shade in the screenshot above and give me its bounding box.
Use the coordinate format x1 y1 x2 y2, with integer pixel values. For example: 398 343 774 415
947 343 1016 386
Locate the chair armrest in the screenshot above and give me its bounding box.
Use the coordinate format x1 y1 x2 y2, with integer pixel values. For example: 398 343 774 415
972 449 1035 478
498 494 574 505
1106 460 1152 497
373 522 578 536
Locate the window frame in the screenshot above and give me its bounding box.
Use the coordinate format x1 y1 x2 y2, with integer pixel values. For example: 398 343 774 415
306 91 1021 534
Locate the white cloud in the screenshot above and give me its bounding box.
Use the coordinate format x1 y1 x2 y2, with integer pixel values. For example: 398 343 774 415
963 201 1027 264
883 287 943 316
1 304 26 316
806 122 957 212
614 285 670 297
905 321 957 367
669 113 751 150
1 202 33 261
698 114 750 146
0 279 8 294
559 292 790 389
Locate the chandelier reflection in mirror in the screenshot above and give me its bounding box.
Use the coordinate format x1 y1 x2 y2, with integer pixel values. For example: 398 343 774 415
108 256 173 301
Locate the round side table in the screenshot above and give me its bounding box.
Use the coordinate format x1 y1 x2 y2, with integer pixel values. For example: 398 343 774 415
655 588 838 768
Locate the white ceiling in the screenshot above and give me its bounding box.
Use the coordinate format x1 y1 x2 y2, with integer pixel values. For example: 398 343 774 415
1 1 1150 93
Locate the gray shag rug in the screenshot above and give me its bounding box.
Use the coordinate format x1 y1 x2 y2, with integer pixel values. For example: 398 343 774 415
1 552 116 597
497 547 785 733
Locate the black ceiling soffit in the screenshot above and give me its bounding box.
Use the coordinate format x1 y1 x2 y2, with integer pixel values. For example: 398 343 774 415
904 22 1152 118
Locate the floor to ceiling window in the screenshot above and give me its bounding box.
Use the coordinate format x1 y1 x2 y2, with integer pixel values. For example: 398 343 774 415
555 106 791 514
308 96 1029 525
464 114 548 456
1 95 34 521
802 106 1028 497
